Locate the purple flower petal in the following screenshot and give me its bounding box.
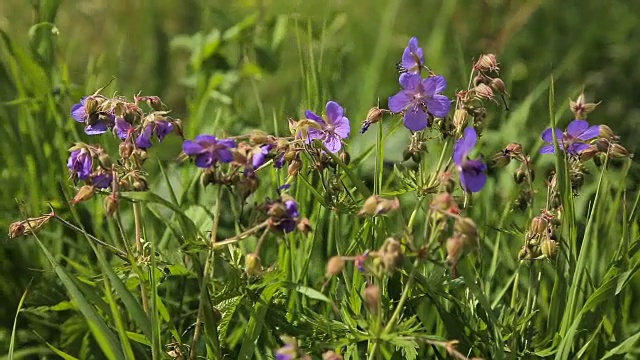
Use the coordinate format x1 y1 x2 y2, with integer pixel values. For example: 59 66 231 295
114 116 132 139
453 126 478 165
401 37 424 74
333 116 350 139
425 94 451 118
194 153 214 168
274 153 285 168
325 101 344 124
305 110 325 124
422 75 447 96
576 125 600 141
403 107 428 131
460 159 487 192
324 135 342 153
566 120 589 137
182 140 205 155
541 127 563 142
399 73 422 92
71 102 87 123
285 200 299 218
539 144 556 154
568 143 589 155
136 125 153 149
194 134 217 144
92 173 112 189
155 121 174 141
215 148 234 163
388 90 413 113
85 122 108 135
217 138 237 148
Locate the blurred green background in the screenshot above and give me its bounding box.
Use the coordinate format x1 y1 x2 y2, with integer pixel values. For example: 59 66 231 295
2 0 640 356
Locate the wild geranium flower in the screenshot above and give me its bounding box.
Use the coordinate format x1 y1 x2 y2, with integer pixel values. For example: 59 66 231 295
453 126 487 193
91 172 113 189
388 73 451 131
114 116 132 139
539 119 600 155
71 96 113 135
399 37 424 74
67 148 92 180
182 135 236 168
304 101 350 153
267 197 299 233
134 121 174 149
252 144 274 169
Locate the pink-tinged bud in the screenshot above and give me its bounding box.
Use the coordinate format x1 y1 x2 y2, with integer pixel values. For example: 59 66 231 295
446 235 463 263
72 185 96 204
474 54 499 72
363 285 381 314
104 194 119 216
9 214 54 239
490 78 507 95
529 215 548 236
380 237 403 273
119 142 134 159
326 256 345 277
359 195 380 216
505 143 523 156
297 217 313 236
9 222 26 238
365 107 386 124
322 350 343 360
473 83 494 100
430 192 457 213
245 253 262 276
540 239 558 258
375 197 400 215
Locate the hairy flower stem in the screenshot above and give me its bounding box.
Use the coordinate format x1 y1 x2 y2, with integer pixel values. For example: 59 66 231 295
190 189 222 360
132 202 150 315
212 221 270 248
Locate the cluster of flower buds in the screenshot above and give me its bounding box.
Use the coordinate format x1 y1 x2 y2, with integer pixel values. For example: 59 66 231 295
519 211 560 261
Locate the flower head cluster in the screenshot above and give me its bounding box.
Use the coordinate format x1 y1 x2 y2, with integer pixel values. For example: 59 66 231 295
539 119 600 155
453 126 487 192
388 38 450 132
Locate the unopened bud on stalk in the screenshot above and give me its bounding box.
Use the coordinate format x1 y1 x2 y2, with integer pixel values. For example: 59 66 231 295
104 194 119 216
513 165 529 184
454 217 479 245
297 217 313 236
541 239 558 258
245 253 261 276
322 350 343 360
505 143 523 156
610 144 631 158
326 256 345 277
363 285 381 314
132 178 148 191
249 130 270 145
446 235 463 263
8 222 26 238
98 152 112 169
579 145 599 162
200 169 216 187
85 96 100 114
490 151 511 168
380 237 403 272
358 195 400 216
599 125 616 140
340 151 351 165
474 83 494 100
72 185 96 204
430 192 457 213
288 159 303 177
119 142 134 159
490 78 507 95
570 93 599 118
452 108 468 133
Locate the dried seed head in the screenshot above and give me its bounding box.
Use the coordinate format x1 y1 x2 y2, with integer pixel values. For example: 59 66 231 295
474 54 499 72
473 83 494 100
326 256 345 277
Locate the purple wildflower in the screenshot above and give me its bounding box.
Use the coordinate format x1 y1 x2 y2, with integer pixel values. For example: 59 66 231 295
67 149 92 180
91 172 113 189
399 37 424 74
274 153 285 169
539 119 600 155
182 135 236 168
155 120 174 141
136 125 153 149
453 126 487 193
114 116 132 139
279 200 299 233
252 144 274 169
304 101 350 153
388 74 451 131
71 96 113 135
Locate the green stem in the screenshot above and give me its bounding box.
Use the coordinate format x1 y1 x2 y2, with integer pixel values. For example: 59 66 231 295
132 202 149 315
384 259 420 333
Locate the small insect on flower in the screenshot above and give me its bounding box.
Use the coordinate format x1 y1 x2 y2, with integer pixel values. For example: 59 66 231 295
302 101 351 153
539 119 600 156
388 74 451 131
453 126 487 193
182 135 237 168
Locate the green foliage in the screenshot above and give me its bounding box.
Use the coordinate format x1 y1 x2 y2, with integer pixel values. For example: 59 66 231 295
2 1 640 360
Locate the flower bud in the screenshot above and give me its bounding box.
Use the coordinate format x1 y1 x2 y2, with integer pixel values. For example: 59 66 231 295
72 185 96 204
541 239 558 258
119 142 134 159
375 197 400 215
599 125 616 140
288 159 303 177
490 151 511 168
363 285 381 314
402 148 412 162
505 143 523 156
513 165 528 184
322 350 343 360
529 216 548 236
454 217 478 245
340 151 351 165
446 235 463 263
326 256 345 277
473 74 488 87
133 149 148 163
104 194 119 216
579 145 598 162
249 130 271 145
200 169 216 187
430 192 457 212
297 217 313 236
363 107 386 132
359 195 380 216
609 144 631 158
474 54 499 72
518 246 531 260
98 153 113 169
245 253 262 276
570 93 599 118
453 109 468 133
132 177 148 191
411 151 422 164
8 221 26 238
380 237 403 272
439 172 456 193
490 78 507 95
84 96 100 114
473 83 494 100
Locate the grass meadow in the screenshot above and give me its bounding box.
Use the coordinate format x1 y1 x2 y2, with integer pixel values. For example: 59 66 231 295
2 0 640 359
